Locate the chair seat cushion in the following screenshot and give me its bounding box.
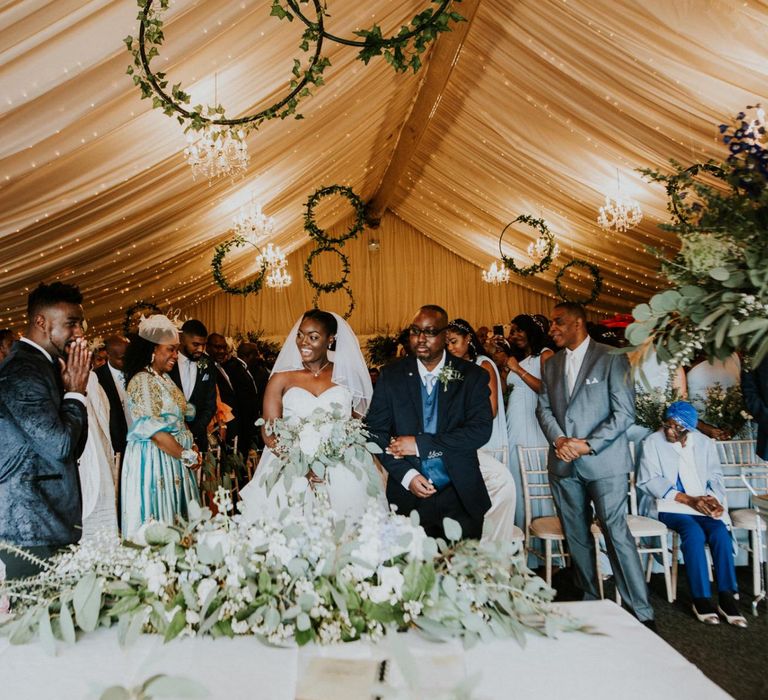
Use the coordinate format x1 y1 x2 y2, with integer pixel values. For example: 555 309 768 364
511 525 525 541
730 509 768 531
531 516 600 538
627 514 668 536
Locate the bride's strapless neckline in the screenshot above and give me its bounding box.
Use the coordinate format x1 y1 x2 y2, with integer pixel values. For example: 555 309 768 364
283 384 348 401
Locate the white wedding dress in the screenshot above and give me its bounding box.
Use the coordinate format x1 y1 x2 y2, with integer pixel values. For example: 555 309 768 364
239 384 387 523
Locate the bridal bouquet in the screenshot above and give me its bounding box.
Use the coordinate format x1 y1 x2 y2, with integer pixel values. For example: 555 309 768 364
0 490 586 653
259 404 383 496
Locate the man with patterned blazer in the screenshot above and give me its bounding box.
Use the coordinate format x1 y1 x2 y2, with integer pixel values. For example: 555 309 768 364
0 283 91 578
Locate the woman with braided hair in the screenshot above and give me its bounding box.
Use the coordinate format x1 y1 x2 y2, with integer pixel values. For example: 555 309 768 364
446 318 516 542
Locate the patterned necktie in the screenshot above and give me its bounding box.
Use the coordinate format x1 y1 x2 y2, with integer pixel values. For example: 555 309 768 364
566 353 576 397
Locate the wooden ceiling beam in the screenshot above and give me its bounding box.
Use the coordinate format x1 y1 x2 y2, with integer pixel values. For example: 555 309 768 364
365 0 482 227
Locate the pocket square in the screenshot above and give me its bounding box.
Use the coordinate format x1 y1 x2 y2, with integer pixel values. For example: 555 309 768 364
585 377 600 385
202 373 209 381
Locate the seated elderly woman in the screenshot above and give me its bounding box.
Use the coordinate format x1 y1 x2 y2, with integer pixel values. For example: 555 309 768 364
637 401 747 627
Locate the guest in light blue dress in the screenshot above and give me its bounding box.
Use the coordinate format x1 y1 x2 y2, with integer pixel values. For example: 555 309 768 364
505 314 554 529
120 315 200 540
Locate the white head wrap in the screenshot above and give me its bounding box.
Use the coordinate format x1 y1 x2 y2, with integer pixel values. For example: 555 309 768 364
138 314 180 345
271 312 373 415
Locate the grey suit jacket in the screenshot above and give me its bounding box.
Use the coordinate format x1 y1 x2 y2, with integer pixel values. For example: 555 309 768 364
536 339 635 479
0 342 88 547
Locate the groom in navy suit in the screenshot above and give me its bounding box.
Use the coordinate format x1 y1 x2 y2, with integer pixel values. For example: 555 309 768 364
366 305 492 539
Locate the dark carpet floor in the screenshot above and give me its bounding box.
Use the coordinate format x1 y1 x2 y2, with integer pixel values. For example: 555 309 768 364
549 566 768 700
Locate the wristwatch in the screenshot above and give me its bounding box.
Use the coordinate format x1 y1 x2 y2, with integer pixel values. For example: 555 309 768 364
585 441 596 456
181 448 198 467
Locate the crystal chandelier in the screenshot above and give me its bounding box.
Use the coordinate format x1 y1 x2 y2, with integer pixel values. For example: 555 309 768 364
233 199 274 245
184 125 249 181
527 237 560 262
597 170 642 232
481 260 510 285
265 266 292 289
255 242 287 271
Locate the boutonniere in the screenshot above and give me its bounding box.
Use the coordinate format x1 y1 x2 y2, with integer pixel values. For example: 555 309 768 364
437 365 463 392
197 356 210 372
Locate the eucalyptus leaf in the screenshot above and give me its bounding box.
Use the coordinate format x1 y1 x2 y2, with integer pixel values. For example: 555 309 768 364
59 601 76 644
442 517 462 541
296 612 311 632
709 267 730 281
99 687 131 700
73 572 102 632
38 606 56 656
143 675 210 698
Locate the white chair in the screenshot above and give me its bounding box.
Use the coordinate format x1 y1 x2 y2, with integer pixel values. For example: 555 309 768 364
517 446 602 590
717 439 768 615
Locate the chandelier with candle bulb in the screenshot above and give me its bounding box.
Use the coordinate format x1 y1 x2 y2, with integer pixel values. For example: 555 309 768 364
481 261 510 285
233 199 275 245
597 170 643 232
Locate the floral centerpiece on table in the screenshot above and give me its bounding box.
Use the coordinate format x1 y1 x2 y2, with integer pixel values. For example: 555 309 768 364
0 490 585 652
259 404 382 497
626 104 768 371
700 383 753 438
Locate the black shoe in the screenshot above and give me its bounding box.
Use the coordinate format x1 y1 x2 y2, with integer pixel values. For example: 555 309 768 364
641 619 658 634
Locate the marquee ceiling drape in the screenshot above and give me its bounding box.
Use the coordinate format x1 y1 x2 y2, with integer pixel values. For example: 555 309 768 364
0 0 766 333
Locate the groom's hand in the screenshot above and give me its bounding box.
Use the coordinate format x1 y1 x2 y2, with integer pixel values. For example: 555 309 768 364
386 436 417 458
408 474 437 499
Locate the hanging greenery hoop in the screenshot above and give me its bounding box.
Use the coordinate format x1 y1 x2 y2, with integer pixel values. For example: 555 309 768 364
312 284 355 320
304 185 366 246
498 215 557 277
304 246 350 293
124 0 328 136
555 259 603 306
123 301 162 336
211 236 267 296
665 163 729 229
278 0 464 74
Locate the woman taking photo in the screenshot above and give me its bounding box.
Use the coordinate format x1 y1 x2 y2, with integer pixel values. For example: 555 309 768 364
121 315 201 539
446 318 516 542
505 314 554 528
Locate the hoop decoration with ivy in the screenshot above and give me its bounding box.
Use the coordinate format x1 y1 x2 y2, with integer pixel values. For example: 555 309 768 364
665 162 728 229
498 215 557 277
125 0 328 136
304 185 366 246
212 236 267 296
304 246 350 293
312 285 355 320
555 259 603 306
123 301 162 336
280 0 464 74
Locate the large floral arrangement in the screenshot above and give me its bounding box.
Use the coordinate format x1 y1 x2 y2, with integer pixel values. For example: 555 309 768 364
700 383 753 438
626 105 768 369
259 404 382 496
635 388 680 432
0 491 582 652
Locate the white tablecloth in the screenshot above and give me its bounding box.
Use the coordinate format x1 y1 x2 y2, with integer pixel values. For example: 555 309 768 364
0 601 730 699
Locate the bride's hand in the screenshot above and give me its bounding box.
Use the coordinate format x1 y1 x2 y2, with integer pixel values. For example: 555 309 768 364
307 469 325 486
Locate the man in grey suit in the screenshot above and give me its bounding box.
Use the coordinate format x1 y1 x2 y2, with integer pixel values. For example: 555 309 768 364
536 302 654 626
0 282 91 579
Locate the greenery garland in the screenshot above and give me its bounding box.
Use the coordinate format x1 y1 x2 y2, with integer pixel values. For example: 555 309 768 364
304 185 366 246
312 284 355 320
124 0 328 137
123 301 162 336
499 215 557 277
555 259 602 306
279 0 465 74
211 236 267 296
304 246 350 293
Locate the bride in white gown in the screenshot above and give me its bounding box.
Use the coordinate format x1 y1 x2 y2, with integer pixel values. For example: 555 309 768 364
239 309 386 523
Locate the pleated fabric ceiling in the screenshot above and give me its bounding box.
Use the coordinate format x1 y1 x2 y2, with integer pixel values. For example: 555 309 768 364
1 0 766 334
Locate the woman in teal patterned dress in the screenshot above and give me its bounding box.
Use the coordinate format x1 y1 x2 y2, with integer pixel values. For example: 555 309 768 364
120 315 201 540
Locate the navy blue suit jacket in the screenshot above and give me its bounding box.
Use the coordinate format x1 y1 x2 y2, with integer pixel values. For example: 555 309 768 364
0 341 88 547
169 355 217 449
743 360 768 459
365 354 492 520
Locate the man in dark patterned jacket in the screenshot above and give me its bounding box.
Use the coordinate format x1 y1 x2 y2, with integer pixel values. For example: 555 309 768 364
0 282 90 578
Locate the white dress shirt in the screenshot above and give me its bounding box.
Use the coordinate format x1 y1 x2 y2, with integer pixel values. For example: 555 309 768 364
107 361 132 426
177 352 197 400
565 335 590 396
19 336 85 405
401 352 447 490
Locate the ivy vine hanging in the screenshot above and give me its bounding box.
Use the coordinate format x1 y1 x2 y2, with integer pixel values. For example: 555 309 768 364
123 301 162 336
211 236 268 296
498 215 558 277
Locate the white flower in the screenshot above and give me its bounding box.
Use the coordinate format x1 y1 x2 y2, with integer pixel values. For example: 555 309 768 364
298 423 322 457
198 528 232 556
185 610 200 625
368 565 405 604
196 577 218 607
144 561 167 595
231 619 249 634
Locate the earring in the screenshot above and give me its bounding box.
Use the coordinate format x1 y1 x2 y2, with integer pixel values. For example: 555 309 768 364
151 352 155 364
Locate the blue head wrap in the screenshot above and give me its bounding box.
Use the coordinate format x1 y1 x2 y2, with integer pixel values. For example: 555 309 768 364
664 401 698 432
